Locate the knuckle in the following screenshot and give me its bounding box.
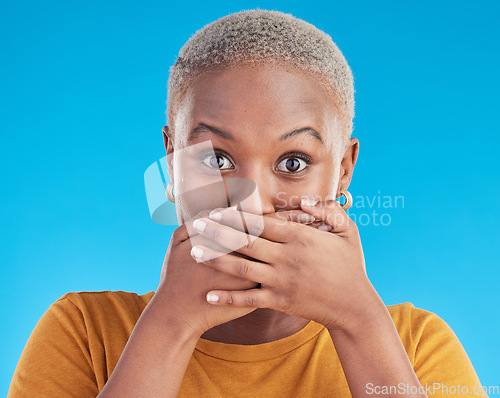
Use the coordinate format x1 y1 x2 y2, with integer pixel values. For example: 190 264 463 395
245 295 257 307
341 214 352 228
264 212 278 220
274 290 293 312
205 253 219 267
272 214 287 228
294 234 309 248
267 270 280 289
172 225 185 243
207 223 221 240
197 209 211 218
334 213 353 232
249 216 265 235
225 295 234 305
172 226 181 239
236 260 251 278
242 236 256 251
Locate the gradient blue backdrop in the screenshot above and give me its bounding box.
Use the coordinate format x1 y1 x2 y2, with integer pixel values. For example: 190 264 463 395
1 0 499 395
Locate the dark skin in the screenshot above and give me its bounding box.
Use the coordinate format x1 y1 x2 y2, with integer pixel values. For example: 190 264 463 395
98 62 427 398
162 62 359 345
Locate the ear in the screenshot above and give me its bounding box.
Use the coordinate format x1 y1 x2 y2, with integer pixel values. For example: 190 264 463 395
162 126 174 181
337 137 359 197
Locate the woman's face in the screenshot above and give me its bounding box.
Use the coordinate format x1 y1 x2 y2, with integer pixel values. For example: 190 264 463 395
164 63 359 224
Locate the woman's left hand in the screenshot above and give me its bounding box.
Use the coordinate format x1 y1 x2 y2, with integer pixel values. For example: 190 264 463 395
190 199 383 332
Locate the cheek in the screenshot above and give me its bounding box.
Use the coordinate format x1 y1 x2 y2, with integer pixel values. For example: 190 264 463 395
176 175 231 222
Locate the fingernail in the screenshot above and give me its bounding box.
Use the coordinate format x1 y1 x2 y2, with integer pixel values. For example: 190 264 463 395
318 224 333 231
209 210 222 221
193 219 207 232
230 205 238 210
190 245 204 259
206 293 219 303
299 213 316 223
301 199 318 207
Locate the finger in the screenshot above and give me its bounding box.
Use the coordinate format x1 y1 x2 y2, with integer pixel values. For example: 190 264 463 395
206 207 302 243
174 206 239 245
190 244 275 285
265 212 329 231
205 287 274 308
267 210 316 224
300 199 353 234
188 233 235 256
192 216 282 264
171 209 212 245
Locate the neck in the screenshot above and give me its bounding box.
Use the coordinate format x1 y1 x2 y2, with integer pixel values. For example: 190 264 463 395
200 309 310 345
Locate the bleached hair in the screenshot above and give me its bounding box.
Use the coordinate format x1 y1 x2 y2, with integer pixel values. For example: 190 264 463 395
166 9 355 146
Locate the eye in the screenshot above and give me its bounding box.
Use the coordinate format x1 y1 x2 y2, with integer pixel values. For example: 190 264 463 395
200 151 234 170
276 152 312 174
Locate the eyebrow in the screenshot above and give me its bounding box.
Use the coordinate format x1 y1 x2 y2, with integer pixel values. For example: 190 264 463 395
187 123 323 144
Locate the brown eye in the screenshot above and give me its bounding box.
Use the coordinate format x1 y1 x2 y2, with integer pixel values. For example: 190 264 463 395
277 157 309 173
202 153 234 170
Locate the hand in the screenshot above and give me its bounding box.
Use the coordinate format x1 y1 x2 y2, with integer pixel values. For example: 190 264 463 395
155 209 260 338
189 200 382 332
265 208 337 231
154 207 327 337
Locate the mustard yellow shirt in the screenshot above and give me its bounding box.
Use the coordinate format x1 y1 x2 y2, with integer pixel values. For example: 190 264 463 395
8 291 488 397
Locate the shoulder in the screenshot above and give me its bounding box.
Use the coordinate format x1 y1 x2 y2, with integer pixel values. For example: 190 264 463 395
386 301 455 340
46 290 156 354
50 290 155 332
386 302 469 367
9 291 155 396
386 302 456 347
387 301 445 330
385 303 486 392
55 290 155 311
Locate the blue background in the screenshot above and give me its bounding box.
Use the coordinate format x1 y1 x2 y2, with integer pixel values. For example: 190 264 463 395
1 0 499 394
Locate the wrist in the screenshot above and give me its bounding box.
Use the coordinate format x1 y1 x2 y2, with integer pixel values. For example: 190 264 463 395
326 282 389 337
146 292 203 342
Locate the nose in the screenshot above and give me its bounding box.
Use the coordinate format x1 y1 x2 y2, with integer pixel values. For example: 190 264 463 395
226 174 276 216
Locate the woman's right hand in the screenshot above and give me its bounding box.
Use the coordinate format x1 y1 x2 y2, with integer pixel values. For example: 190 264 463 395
153 209 260 338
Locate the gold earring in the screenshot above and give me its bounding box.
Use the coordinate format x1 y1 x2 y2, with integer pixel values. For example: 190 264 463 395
339 188 352 210
166 182 175 203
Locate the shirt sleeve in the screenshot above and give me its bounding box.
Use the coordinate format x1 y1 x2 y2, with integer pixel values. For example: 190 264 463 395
411 307 489 398
8 294 99 398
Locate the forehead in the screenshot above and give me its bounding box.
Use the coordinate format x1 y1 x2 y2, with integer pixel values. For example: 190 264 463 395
174 63 340 144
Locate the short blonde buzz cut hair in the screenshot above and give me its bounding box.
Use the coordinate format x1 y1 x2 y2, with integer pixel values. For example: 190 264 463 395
166 9 355 148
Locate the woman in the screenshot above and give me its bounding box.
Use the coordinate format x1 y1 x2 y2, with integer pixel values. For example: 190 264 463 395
8 9 487 398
